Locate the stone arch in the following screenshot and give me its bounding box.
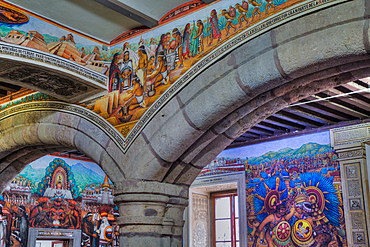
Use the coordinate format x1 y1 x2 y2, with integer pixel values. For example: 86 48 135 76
0 101 126 192
120 0 370 186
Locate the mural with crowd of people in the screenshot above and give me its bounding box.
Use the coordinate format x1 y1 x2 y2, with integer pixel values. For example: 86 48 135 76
203 132 347 247
0 0 334 146
0 155 119 247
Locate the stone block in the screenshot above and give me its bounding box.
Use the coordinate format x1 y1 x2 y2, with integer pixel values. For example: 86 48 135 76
56 125 78 149
59 113 81 129
144 108 203 163
77 118 110 148
37 123 59 145
276 21 366 79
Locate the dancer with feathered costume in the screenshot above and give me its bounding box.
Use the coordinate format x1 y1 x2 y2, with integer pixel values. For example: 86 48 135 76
254 176 294 247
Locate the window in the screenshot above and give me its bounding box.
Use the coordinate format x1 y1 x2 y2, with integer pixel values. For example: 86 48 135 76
212 192 239 247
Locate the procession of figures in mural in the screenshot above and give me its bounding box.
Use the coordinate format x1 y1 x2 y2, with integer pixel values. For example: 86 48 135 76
0 156 119 247
201 132 347 247
0 0 307 137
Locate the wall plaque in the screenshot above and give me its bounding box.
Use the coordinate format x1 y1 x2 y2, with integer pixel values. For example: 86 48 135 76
347 180 362 197
346 166 359 179
349 198 363 211
351 212 365 229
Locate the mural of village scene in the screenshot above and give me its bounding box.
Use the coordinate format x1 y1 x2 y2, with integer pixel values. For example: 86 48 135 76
0 0 311 138
233 132 346 247
198 157 245 177
0 3 111 75
0 155 119 247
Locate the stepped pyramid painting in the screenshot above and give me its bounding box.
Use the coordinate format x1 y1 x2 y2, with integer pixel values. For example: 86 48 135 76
2 30 49 52
47 34 84 64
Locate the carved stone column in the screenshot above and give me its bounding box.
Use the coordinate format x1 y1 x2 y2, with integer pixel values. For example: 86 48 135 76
331 124 370 246
114 181 189 247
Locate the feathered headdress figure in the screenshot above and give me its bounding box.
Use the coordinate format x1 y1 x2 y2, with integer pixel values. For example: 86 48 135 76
299 172 341 227
253 176 288 223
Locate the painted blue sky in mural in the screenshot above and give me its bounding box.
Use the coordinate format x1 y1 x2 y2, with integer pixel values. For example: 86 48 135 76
218 131 330 159
28 155 105 177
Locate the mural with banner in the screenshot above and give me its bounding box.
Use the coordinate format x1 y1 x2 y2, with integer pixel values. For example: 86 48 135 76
0 155 119 247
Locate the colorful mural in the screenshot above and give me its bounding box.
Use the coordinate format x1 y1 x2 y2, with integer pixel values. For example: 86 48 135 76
208 132 347 247
0 155 119 247
0 0 337 151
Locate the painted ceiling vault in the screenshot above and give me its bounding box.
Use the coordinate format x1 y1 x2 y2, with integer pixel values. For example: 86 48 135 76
0 0 342 152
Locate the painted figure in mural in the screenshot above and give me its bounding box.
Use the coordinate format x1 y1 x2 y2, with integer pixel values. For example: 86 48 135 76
148 38 157 58
265 0 277 13
120 75 146 117
49 198 65 228
257 204 295 247
17 206 27 247
97 207 113 247
9 231 21 247
112 207 119 247
62 200 81 229
29 197 52 228
81 212 98 247
171 28 183 69
122 42 139 65
235 1 249 28
189 22 199 58
221 6 237 36
155 34 166 65
182 23 191 60
193 20 204 54
208 9 222 46
249 0 262 20
120 51 134 91
136 45 148 93
147 51 168 92
0 208 6 247
108 53 122 93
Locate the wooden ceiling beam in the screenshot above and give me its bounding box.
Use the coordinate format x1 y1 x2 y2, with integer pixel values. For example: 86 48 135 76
275 110 324 128
316 92 370 117
289 105 339 123
299 99 358 120
334 85 370 105
267 116 306 130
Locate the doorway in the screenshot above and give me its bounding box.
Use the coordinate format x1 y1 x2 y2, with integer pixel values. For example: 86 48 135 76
36 240 72 247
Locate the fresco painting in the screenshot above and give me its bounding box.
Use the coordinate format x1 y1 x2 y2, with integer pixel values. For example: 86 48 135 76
203 132 347 247
0 155 119 247
0 0 333 147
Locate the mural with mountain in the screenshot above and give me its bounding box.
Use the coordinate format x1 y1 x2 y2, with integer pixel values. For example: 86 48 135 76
20 160 106 195
1 155 119 247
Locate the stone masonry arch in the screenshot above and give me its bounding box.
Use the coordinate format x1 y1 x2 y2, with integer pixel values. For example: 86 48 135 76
0 0 370 246
111 0 370 244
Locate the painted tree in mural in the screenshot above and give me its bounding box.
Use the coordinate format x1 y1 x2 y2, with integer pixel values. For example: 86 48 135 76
36 158 78 199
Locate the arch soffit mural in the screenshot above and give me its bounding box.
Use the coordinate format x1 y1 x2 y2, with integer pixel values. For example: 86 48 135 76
0 0 349 153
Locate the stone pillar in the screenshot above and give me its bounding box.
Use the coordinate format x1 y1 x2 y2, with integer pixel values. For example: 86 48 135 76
331 124 370 246
114 181 189 247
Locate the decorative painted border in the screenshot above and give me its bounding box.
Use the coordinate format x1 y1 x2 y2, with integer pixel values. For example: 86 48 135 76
0 42 107 85
121 0 346 152
0 101 126 154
